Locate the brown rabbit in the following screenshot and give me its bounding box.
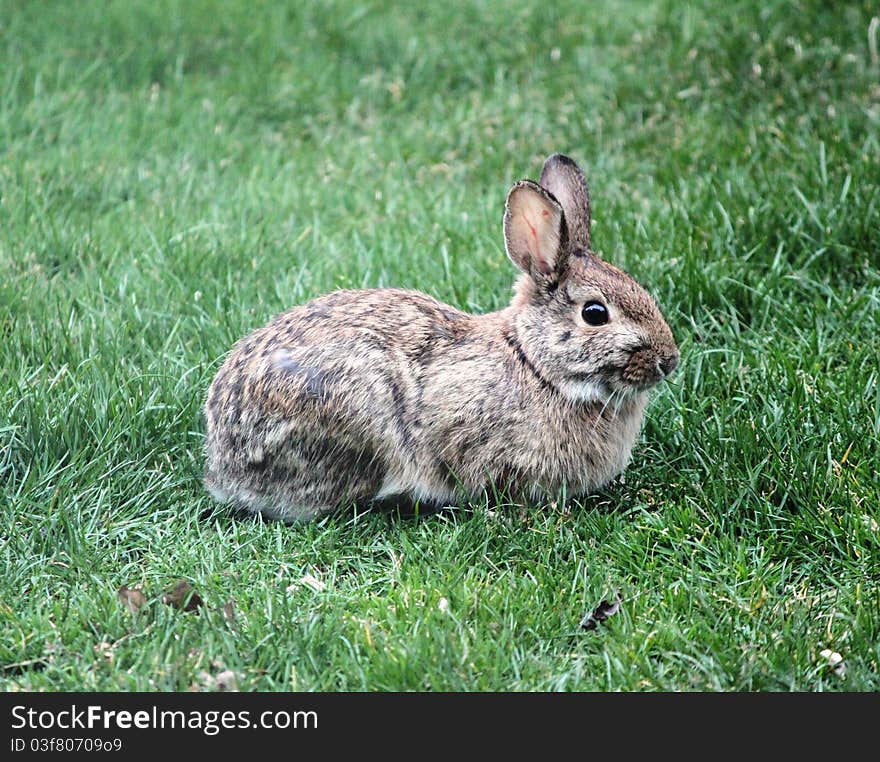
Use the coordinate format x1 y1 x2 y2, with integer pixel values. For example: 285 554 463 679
204 154 679 522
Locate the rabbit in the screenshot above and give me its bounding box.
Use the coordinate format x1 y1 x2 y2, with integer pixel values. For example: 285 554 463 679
204 153 679 522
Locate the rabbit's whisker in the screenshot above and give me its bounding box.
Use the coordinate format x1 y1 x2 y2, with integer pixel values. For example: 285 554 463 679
591 388 620 435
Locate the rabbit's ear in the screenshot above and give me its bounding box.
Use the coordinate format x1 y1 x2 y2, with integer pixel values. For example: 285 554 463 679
503 180 568 278
539 154 591 250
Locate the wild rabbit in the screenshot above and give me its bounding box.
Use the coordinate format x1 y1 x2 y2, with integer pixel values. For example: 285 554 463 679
204 154 679 522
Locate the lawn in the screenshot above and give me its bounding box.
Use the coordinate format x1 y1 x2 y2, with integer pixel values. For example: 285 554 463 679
1 0 878 691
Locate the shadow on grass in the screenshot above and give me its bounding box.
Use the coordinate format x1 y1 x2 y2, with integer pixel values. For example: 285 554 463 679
196 479 637 530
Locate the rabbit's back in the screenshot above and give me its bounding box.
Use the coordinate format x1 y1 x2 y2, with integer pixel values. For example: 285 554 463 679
204 288 471 521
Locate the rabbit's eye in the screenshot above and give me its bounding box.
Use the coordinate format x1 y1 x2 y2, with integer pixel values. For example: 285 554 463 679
581 301 609 326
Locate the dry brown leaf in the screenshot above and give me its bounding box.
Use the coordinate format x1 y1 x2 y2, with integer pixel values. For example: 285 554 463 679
214 669 238 691
117 585 147 613
819 648 846 678
220 600 236 623
162 580 203 612
94 641 115 664
193 668 239 692
581 593 623 631
298 574 326 593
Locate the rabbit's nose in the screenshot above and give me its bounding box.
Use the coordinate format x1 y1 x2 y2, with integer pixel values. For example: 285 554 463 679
659 350 680 377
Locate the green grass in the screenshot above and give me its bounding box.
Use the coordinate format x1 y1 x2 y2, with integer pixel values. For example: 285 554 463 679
1 0 879 691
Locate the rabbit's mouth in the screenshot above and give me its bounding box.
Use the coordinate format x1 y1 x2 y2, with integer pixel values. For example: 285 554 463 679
612 345 680 391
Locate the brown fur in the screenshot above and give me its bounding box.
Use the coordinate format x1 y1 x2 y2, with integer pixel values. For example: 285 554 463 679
204 154 679 522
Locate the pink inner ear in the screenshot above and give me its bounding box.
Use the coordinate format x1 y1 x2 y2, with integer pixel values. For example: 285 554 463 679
506 184 562 277
521 212 538 244
521 212 553 274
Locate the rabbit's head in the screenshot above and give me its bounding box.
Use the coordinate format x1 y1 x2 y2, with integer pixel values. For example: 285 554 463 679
504 154 679 404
